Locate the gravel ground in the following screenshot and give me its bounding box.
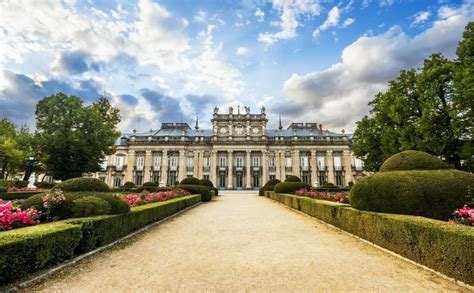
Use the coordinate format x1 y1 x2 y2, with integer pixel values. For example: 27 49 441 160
29 191 468 292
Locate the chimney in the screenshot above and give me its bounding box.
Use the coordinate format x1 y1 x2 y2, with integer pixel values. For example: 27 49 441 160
318 124 323 134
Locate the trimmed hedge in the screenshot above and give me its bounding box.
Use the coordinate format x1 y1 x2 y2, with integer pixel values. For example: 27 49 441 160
0 180 14 187
350 170 474 220
200 179 214 188
380 150 449 172
178 184 212 202
266 192 474 286
0 191 44 200
180 177 202 185
53 178 109 192
285 175 302 182
71 197 111 218
142 182 158 192
259 179 281 196
13 181 28 188
122 182 136 190
274 182 309 194
0 195 201 285
34 182 56 189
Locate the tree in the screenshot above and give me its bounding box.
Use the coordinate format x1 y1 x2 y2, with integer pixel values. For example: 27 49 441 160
35 93 121 180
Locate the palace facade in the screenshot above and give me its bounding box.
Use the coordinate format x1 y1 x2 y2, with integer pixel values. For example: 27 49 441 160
94 106 365 189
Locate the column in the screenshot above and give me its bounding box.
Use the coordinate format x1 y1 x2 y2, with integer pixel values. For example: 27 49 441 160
144 150 153 183
262 150 268 185
210 150 217 186
178 150 186 181
310 150 317 187
161 150 168 186
125 150 135 183
227 150 233 189
194 150 201 179
245 150 251 189
326 150 334 184
343 149 354 185
275 151 282 181
292 150 300 177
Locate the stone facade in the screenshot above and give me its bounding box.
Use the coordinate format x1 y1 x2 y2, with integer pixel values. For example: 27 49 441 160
94 106 365 189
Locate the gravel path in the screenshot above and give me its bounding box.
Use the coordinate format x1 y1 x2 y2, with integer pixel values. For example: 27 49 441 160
30 191 467 292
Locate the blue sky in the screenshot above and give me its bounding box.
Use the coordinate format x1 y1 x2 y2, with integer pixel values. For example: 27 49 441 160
0 0 473 133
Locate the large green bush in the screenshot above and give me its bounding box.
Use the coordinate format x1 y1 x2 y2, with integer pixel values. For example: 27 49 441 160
380 150 449 172
142 181 158 192
0 195 201 285
13 181 28 188
285 175 302 182
350 170 474 220
34 181 56 189
53 177 109 192
259 179 281 196
178 184 212 202
122 181 136 191
21 191 130 220
180 177 202 185
267 192 474 286
274 181 309 194
71 196 111 218
200 178 214 188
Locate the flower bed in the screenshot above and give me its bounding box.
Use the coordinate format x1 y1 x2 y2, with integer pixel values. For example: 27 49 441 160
119 189 190 207
450 204 474 226
0 200 40 231
294 188 350 204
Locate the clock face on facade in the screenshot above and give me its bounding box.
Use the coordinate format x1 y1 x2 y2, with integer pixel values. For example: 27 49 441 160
252 127 260 134
220 127 227 134
235 127 244 135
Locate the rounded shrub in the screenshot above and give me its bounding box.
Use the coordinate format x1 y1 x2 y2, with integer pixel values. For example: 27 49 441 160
13 181 29 188
200 179 214 188
274 182 309 194
285 175 302 182
380 150 449 172
87 192 130 214
350 169 474 220
53 177 109 192
178 184 212 202
259 179 281 196
122 181 136 190
180 177 202 185
142 181 158 192
71 196 112 218
213 187 219 196
34 181 56 189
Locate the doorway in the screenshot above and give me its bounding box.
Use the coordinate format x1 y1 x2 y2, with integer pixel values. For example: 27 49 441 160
236 174 243 189
252 175 260 189
219 175 226 189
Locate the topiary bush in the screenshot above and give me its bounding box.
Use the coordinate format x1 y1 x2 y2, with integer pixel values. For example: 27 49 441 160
180 177 202 185
350 170 474 220
380 150 449 172
178 184 212 202
34 181 56 189
285 175 302 182
13 180 28 188
53 177 109 192
200 178 214 188
122 181 136 190
259 179 281 196
71 196 112 218
274 182 309 194
142 181 158 192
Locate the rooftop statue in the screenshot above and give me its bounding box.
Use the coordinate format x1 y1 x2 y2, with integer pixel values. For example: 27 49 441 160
213 106 219 114
260 105 266 114
244 106 250 114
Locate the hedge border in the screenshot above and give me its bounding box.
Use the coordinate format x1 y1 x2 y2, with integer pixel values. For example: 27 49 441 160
0 191 44 200
266 191 474 286
0 194 201 286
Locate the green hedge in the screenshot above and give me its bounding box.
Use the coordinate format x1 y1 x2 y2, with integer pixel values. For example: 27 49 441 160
180 177 202 185
350 170 474 220
266 192 474 286
285 175 302 182
0 180 14 187
0 195 201 285
178 184 212 202
380 150 449 172
13 181 28 188
34 182 56 189
0 191 44 200
259 179 281 196
53 178 109 192
142 182 158 192
274 182 309 194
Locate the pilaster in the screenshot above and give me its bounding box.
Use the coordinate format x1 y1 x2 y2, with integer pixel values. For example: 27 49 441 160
326 150 334 184
262 150 268 185
292 150 300 177
161 150 168 186
125 150 135 183
227 150 233 189
343 149 353 185
210 150 217 186
144 150 153 183
310 150 317 187
178 150 186 181
245 150 251 189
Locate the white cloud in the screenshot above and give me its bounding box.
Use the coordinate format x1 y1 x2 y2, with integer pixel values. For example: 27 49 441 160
194 10 207 23
312 6 340 39
411 11 431 26
342 18 355 27
258 0 321 46
255 7 265 22
281 7 472 131
236 47 250 55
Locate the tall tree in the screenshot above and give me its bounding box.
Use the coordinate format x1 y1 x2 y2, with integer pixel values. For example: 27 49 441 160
35 93 121 180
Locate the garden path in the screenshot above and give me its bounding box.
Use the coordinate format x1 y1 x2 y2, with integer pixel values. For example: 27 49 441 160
30 191 468 292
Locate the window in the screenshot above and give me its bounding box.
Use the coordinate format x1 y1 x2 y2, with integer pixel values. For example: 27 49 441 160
285 157 292 167
203 157 210 167
170 156 178 167
333 156 342 171
151 171 160 183
300 156 309 167
317 155 325 169
113 177 121 188
354 158 363 171
134 171 143 186
136 156 145 171
153 155 161 170
99 176 106 182
235 156 244 167
203 175 209 180
318 172 326 186
115 156 124 171
186 157 194 167
100 159 107 171
335 171 344 187
302 174 311 185
269 175 276 180
219 156 227 167
268 157 275 167
252 156 260 167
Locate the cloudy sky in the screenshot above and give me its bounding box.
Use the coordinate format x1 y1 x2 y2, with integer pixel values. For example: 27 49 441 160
1 0 473 133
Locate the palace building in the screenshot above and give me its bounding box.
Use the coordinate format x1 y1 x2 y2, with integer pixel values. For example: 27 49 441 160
94 106 365 189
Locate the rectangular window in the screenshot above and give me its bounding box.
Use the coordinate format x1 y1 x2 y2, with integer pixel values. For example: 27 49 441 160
300 156 308 167
235 156 244 167
203 157 210 167
285 157 292 167
269 175 276 180
203 175 209 180
115 156 124 170
268 157 275 167
113 177 122 188
186 157 194 167
354 158 363 170
100 159 107 171
219 156 226 167
335 171 344 186
170 156 178 167
99 176 106 182
134 171 143 186
136 156 145 171
333 156 342 171
153 155 162 170
151 171 160 183
317 156 325 169
252 156 260 167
